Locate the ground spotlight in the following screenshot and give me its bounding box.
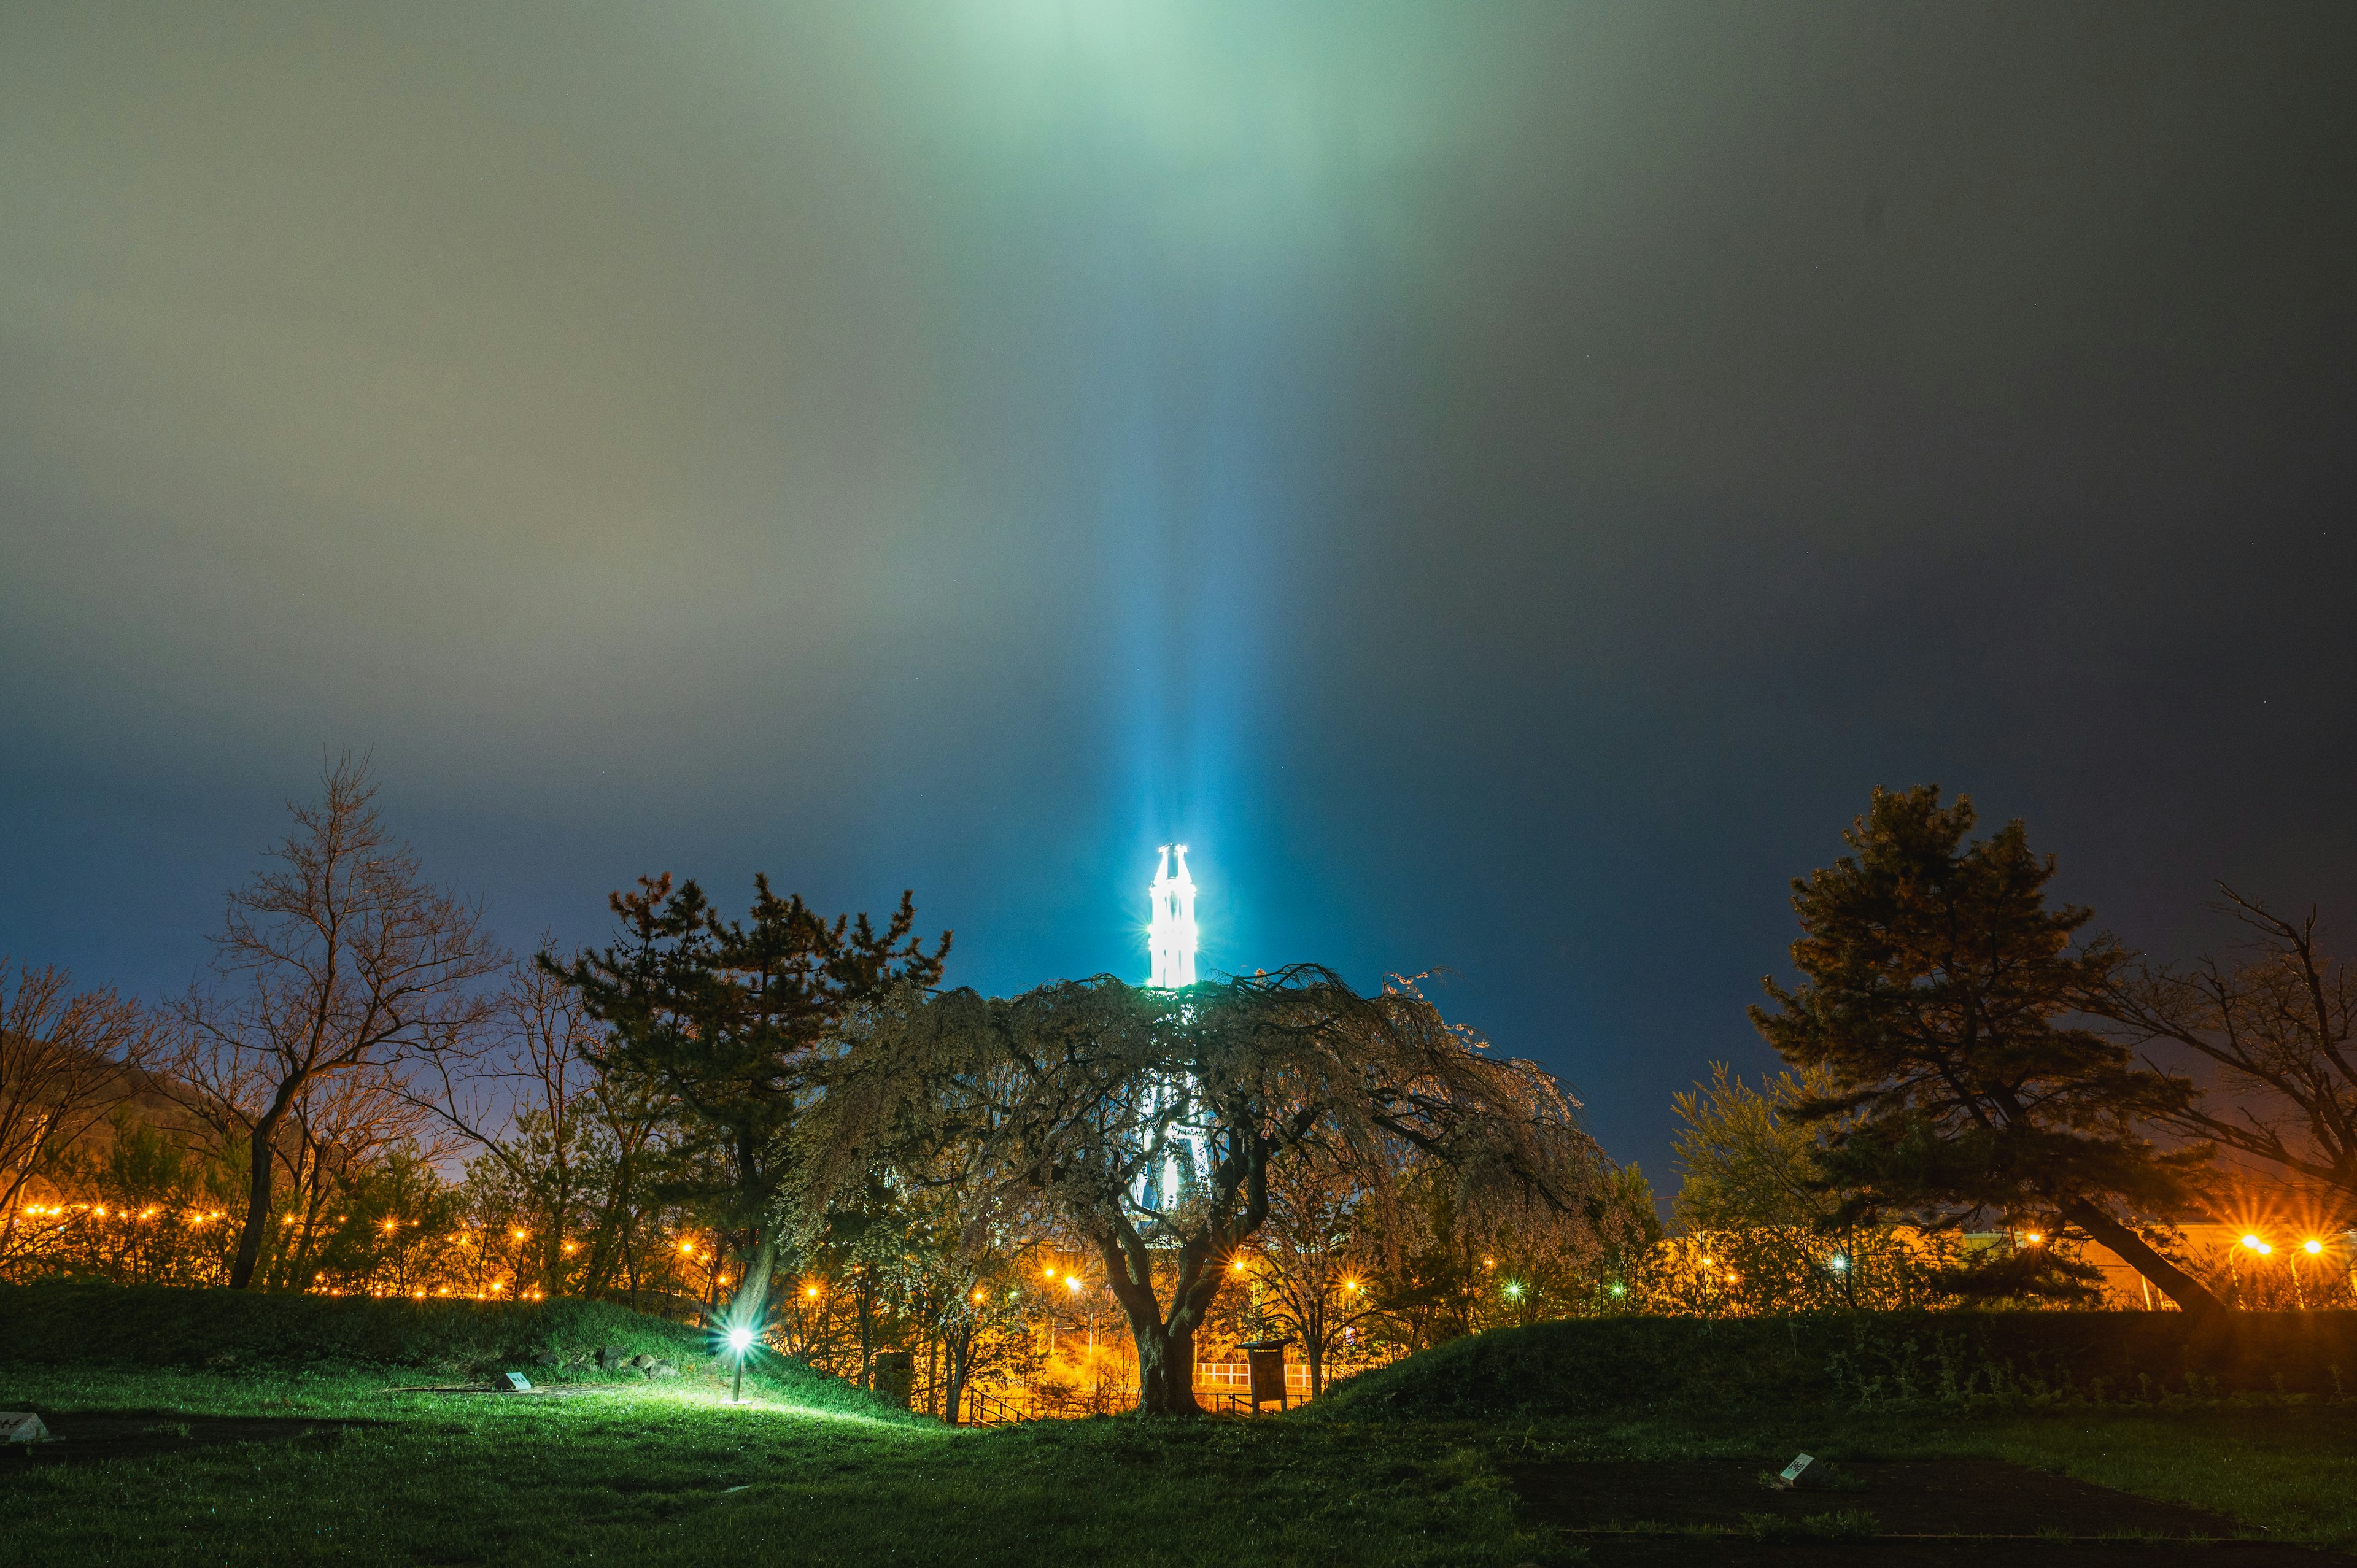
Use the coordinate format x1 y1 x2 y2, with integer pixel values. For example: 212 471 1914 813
724 1324 755 1403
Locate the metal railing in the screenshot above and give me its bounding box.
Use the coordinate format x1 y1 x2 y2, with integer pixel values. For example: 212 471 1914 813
1195 1361 1312 1392
1200 1389 1293 1415
963 1387 1026 1427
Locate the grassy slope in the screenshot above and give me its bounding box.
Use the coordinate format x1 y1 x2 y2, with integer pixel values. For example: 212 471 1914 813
0 1281 722 1377
0 1286 1528 1566
1312 1311 2357 1421
9 1296 2357 1563
1312 1313 2357 1551
0 1364 1527 1567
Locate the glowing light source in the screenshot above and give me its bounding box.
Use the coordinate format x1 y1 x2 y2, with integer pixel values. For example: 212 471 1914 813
2242 1234 2272 1255
725 1324 754 1403
1829 1256 1848 1272
1503 1281 1523 1299
1065 1276 1082 1294
1147 844 1198 989
2024 1233 2043 1245
2305 1238 2325 1256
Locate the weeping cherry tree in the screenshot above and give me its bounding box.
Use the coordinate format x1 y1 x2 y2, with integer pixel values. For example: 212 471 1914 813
808 965 1608 1416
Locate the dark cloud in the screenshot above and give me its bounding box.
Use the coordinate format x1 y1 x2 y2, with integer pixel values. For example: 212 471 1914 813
4 2 2353 1180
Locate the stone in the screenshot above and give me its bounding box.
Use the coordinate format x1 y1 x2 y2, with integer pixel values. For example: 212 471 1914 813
596 1345 631 1370
629 1353 657 1371
1 1413 48 1443
531 1351 563 1369
649 1361 679 1379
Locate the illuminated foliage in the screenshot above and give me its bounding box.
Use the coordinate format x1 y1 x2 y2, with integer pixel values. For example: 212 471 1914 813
813 967 1609 1415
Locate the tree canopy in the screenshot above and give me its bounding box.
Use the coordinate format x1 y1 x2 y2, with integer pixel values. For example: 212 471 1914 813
544 873 948 1329
1752 784 2222 1314
809 965 1608 1415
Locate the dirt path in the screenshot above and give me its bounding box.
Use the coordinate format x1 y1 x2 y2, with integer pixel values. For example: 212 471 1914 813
3 1408 385 1467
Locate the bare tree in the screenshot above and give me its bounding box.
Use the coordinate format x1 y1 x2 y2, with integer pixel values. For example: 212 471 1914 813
2102 888 2357 1213
0 963 161 1269
1229 1149 1393 1399
811 967 1607 1416
171 755 503 1289
417 956 616 1297
268 1063 438 1289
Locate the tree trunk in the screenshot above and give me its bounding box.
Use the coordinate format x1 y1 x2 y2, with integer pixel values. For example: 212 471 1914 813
228 1108 288 1290
2065 1200 2226 1317
1130 1313 1201 1416
943 1324 971 1426
856 1273 876 1383
726 1232 778 1332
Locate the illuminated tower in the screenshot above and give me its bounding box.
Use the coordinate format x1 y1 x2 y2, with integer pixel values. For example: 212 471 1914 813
1147 843 1198 989
1138 843 1203 1214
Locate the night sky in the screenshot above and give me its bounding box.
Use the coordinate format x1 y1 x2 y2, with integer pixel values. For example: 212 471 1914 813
4 4 2354 1186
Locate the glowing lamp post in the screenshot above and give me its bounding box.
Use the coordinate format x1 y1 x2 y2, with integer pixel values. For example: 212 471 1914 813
726 1324 754 1404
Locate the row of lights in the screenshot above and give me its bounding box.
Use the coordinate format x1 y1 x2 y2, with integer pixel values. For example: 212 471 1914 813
2241 1233 2331 1258
12 1204 231 1224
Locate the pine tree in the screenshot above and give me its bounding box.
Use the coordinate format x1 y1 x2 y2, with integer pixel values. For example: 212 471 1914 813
544 874 948 1332
1752 785 2223 1315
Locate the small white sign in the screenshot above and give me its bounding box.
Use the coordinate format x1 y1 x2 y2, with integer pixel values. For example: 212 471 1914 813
1 1412 50 1443
500 1372 533 1392
1778 1453 1815 1488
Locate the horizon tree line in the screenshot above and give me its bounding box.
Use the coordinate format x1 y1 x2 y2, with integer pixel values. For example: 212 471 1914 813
4 761 2355 1413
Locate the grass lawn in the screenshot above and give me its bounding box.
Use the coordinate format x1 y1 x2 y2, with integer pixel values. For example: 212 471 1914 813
9 1361 2357 1565
1519 1402 2357 1549
0 1359 1531 1567
11 1298 2357 1564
